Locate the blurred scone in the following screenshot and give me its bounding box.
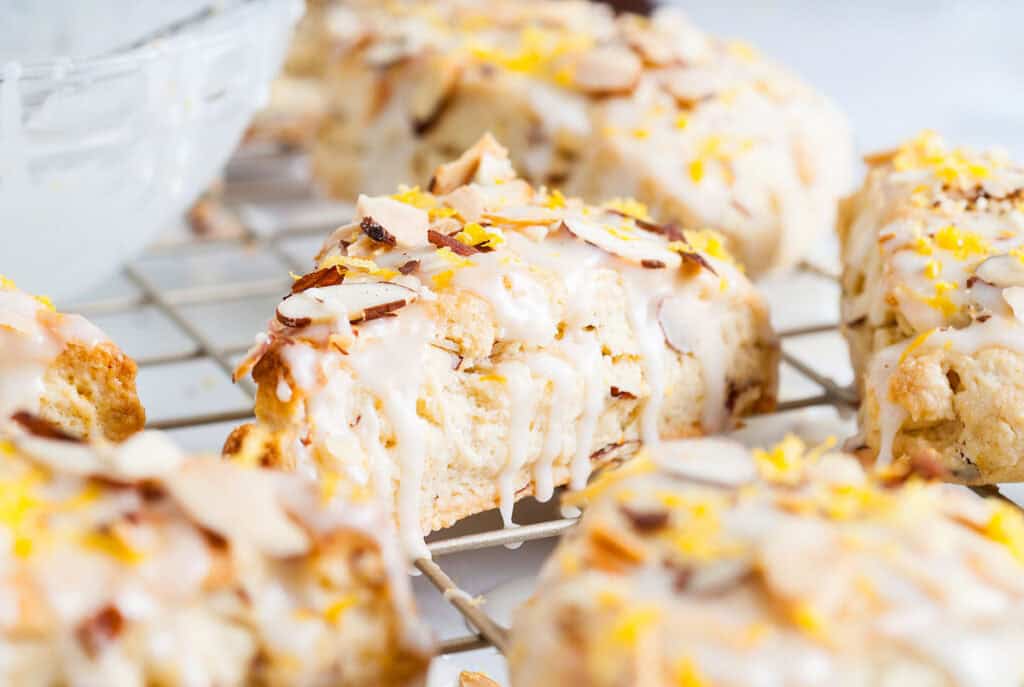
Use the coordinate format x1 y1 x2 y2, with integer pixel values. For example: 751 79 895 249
0 419 432 686
306 0 852 273
840 132 1024 483
510 436 1024 687
0 278 144 441
228 135 778 556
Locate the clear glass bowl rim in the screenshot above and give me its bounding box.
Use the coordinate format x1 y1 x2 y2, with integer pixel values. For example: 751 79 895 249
2 0 300 82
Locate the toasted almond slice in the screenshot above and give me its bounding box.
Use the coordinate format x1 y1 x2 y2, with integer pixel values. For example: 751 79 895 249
619 15 679 66
411 56 461 136
166 461 310 558
444 185 486 223
660 67 721 108
428 229 478 256
862 148 898 167
653 438 757 487
355 195 429 248
483 204 561 225
561 217 681 268
16 430 185 482
976 254 1024 288
277 282 417 328
572 46 642 96
1003 286 1024 322
429 134 510 194
291 265 346 294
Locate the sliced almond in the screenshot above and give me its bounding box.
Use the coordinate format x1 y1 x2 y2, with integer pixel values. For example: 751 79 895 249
975 254 1024 288
277 282 417 328
660 67 720 108
443 185 486 223
166 461 310 558
561 217 681 268
619 15 679 66
411 56 461 136
483 204 561 226
16 430 185 483
572 46 642 96
428 229 478 256
355 195 429 248
10 411 80 442
291 265 346 294
429 134 510 194
1003 286 1024 322
654 438 756 487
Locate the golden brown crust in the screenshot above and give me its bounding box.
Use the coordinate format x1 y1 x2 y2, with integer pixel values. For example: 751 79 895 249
38 342 145 442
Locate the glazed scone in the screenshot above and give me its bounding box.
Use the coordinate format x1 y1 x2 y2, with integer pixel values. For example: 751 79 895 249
0 418 432 687
307 0 852 273
228 135 778 556
840 132 1024 483
510 436 1024 687
0 278 144 441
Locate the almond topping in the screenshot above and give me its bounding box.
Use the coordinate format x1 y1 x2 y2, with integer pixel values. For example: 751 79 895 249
428 229 478 256
355 195 429 248
11 411 81 443
277 282 417 327
572 46 642 95
291 265 346 294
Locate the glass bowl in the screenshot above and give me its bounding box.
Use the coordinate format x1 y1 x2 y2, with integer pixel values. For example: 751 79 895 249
0 0 303 298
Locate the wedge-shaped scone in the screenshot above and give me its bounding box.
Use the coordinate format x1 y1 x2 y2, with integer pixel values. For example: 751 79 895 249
841 132 1024 483
307 0 852 273
229 135 778 556
510 436 1024 687
0 418 432 687
0 278 144 441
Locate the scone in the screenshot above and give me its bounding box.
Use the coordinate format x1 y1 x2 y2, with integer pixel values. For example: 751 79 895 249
509 436 1024 687
228 135 778 556
0 278 144 441
308 0 852 273
0 417 433 686
243 0 330 147
840 131 1024 483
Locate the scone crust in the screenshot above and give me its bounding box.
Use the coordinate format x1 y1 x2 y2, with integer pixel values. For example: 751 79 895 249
840 132 1024 482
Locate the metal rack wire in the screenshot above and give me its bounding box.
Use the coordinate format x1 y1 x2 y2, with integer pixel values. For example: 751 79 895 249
65 149 1019 661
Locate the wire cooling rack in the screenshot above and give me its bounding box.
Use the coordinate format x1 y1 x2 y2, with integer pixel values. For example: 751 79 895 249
63 147 1021 662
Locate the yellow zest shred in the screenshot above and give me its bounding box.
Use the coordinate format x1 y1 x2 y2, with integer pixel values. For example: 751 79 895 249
477 373 506 384
0 275 15 290
81 530 145 565
984 502 1024 563
922 280 959 317
673 656 710 687
899 328 935 363
610 606 661 647
455 222 505 250
789 602 829 643
544 189 567 210
688 159 705 183
933 224 991 261
923 258 942 279
603 197 651 220
682 229 733 263
323 594 359 625
319 255 398 280
391 185 437 210
753 434 807 485
892 131 996 186
432 270 455 290
562 451 655 507
435 247 475 268
631 128 650 140
674 114 689 130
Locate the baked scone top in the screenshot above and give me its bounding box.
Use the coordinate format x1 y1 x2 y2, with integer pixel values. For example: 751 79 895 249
840 133 1024 467
512 436 1024 686
316 0 852 271
844 131 1024 335
236 134 773 554
0 278 107 418
0 418 432 686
